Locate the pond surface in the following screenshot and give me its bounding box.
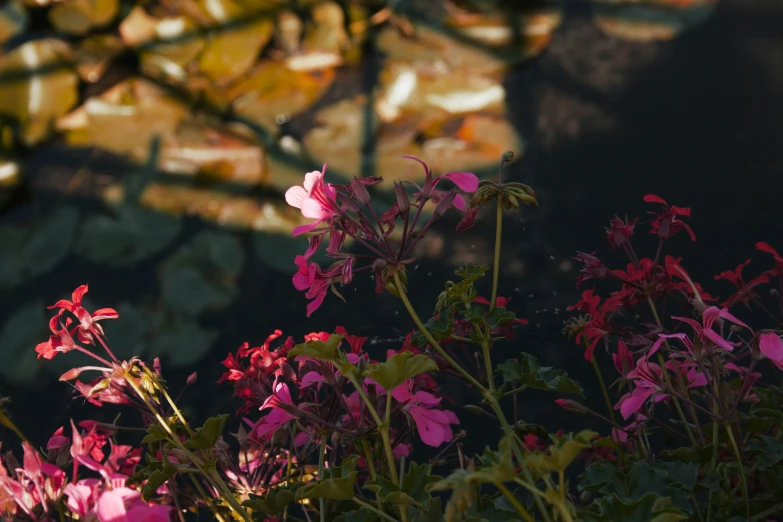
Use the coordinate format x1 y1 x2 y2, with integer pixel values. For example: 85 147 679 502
1 0 783 454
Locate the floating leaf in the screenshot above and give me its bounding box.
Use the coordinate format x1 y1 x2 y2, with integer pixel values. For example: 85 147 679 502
159 230 244 316
75 204 180 267
592 1 715 43
0 301 47 383
0 39 78 145
0 206 79 289
363 353 438 392
148 314 218 367
74 34 124 83
497 354 584 397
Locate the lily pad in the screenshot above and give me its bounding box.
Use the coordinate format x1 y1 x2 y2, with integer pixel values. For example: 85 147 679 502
148 313 218 367
159 229 245 316
75 204 181 267
0 301 47 384
0 39 79 145
48 0 119 35
0 206 79 289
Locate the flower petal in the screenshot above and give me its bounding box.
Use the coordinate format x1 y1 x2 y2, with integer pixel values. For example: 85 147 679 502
441 172 479 192
760 333 783 363
285 186 308 209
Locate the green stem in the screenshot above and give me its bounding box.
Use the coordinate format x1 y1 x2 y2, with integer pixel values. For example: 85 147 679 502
750 500 783 521
361 439 378 480
145 366 195 437
589 350 616 425
319 435 327 522
725 424 749 519
490 200 503 308
481 340 496 393
495 481 535 522
392 273 554 522
352 497 400 522
124 376 251 522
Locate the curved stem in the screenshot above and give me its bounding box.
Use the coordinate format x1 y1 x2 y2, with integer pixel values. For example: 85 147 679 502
352 497 400 522
725 424 749 518
588 345 616 426
495 481 535 522
490 201 503 309
319 436 327 522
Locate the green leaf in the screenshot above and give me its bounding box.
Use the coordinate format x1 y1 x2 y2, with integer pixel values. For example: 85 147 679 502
463 307 516 330
288 334 343 362
747 435 783 470
410 312 454 347
141 424 171 445
365 461 441 509
658 444 715 465
454 264 489 282
142 457 177 501
410 497 445 522
578 462 623 495
497 354 583 397
296 455 359 501
334 509 379 522
363 353 438 391
477 436 516 483
524 430 597 474
243 485 301 515
578 493 688 522
184 414 228 450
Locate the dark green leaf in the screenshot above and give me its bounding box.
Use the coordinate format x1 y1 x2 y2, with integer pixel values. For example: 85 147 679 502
658 444 715 465
142 458 177 501
296 474 358 501
410 497 445 522
411 312 454 347
141 424 170 445
747 435 783 470
0 301 47 384
184 414 228 450
578 493 688 522
363 353 438 391
243 485 301 515
333 509 379 522
454 264 489 282
497 354 583 397
464 495 520 522
365 461 441 509
524 430 597 474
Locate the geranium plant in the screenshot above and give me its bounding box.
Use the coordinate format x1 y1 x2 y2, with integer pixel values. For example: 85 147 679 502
2 153 783 522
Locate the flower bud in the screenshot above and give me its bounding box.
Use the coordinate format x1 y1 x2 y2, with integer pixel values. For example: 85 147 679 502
502 150 515 163
350 176 371 206
432 191 456 218
554 399 588 415
186 372 198 385
394 181 410 213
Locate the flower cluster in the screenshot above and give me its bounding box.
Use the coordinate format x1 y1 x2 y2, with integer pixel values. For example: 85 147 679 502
285 158 479 316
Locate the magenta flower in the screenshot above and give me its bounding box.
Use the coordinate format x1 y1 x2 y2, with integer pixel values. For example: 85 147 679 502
616 358 668 420
666 306 750 354
0 442 66 519
400 155 478 210
612 340 634 378
392 380 459 447
248 381 299 441
48 285 119 344
759 332 783 371
644 194 696 242
285 165 342 236
63 479 170 522
293 255 352 317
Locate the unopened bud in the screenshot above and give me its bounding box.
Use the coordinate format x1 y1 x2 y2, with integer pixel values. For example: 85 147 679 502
394 181 410 213
555 399 588 415
501 150 515 163
350 177 371 206
186 372 198 385
433 191 456 218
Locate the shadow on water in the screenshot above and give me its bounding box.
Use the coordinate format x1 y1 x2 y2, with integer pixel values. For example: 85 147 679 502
1 0 783 455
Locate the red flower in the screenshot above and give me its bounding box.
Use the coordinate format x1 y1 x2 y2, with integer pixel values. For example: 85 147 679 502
606 216 637 249
644 194 696 242
757 242 783 277
715 259 769 307
48 285 118 344
574 252 611 287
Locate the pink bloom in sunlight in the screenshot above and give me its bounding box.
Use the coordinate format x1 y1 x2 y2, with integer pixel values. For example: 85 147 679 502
759 332 783 371
48 285 118 344
285 165 342 236
400 155 479 211
35 317 80 360
248 381 300 441
392 380 459 447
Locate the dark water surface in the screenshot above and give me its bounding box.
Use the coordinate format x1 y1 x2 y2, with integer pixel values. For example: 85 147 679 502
2 0 783 456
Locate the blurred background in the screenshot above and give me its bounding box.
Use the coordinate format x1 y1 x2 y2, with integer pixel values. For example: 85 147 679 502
1 0 782 447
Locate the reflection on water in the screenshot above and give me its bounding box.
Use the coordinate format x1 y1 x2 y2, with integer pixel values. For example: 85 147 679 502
0 0 717 383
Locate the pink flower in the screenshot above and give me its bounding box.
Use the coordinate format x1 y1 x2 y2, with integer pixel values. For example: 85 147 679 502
612 340 634 378
661 306 750 355
400 155 478 211
616 359 668 420
759 332 783 371
292 255 351 317
606 216 637 249
285 165 342 236
392 380 459 447
248 381 299 440
714 260 769 308
0 442 66 518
